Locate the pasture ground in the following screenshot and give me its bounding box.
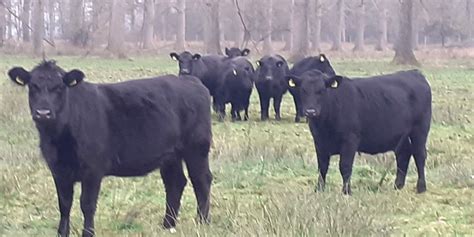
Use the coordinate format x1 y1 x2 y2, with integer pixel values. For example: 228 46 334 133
0 55 473 236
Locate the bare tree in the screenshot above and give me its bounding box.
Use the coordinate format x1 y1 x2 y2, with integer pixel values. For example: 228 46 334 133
311 0 322 52
22 0 31 42
393 0 419 65
283 0 294 51
204 0 221 54
107 0 126 57
375 0 388 51
290 0 309 61
69 0 85 46
0 0 5 47
32 0 45 55
48 0 55 43
331 0 344 51
142 0 155 49
262 0 273 54
175 0 185 50
353 0 365 51
468 0 473 40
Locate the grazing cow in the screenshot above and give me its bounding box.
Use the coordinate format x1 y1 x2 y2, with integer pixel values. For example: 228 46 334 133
255 55 290 121
170 51 226 111
7 61 213 236
287 69 431 194
224 47 251 58
288 54 336 122
214 56 254 121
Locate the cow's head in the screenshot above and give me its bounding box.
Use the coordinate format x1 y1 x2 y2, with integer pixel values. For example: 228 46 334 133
313 54 336 76
227 58 255 82
7 61 84 124
286 70 343 118
256 55 289 81
225 47 250 58
170 51 202 75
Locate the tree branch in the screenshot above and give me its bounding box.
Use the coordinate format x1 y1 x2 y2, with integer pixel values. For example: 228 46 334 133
0 1 55 47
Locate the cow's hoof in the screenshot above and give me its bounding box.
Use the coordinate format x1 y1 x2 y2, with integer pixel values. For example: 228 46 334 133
416 181 426 193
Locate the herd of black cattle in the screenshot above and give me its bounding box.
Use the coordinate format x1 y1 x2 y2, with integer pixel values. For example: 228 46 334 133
6 47 432 236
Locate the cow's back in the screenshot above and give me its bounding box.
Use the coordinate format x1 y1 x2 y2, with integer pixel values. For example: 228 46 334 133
97 75 211 174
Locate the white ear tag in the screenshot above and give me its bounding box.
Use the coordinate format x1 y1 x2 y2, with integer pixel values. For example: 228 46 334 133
233 69 237 76
289 79 296 88
331 80 338 88
172 56 178 61
69 79 78 86
320 55 325 62
15 77 25 85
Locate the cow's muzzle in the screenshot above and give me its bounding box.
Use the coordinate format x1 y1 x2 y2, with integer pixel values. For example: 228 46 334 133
33 109 55 121
180 68 191 75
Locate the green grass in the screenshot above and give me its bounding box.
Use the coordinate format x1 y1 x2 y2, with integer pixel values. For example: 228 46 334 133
0 55 473 236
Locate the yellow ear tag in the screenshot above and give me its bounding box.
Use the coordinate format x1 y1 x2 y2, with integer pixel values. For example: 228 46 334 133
15 77 25 85
289 79 296 88
233 69 237 76
68 79 77 86
331 80 338 88
320 55 325 62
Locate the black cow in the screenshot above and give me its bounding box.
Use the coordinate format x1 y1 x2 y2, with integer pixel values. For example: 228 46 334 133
214 56 254 121
288 54 336 122
7 61 213 236
255 55 290 121
224 47 250 58
287 69 431 195
170 51 226 111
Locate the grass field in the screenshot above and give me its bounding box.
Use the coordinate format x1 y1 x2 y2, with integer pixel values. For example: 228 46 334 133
0 55 473 236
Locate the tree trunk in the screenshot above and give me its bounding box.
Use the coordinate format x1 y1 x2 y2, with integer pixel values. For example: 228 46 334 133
283 0 294 51
204 0 221 54
107 0 126 57
331 0 344 51
411 0 418 50
69 0 84 46
0 0 5 47
392 0 419 66
22 0 31 42
32 0 45 55
142 0 155 49
175 0 185 50
290 0 309 62
375 0 387 51
353 0 365 51
262 0 273 54
467 0 473 40
311 0 322 52
48 0 55 43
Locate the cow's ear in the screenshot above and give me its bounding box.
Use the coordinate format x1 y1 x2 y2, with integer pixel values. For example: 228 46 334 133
63 69 85 87
325 75 342 89
8 67 31 86
319 54 327 63
285 75 301 88
225 47 230 56
193 54 201 60
170 52 179 61
241 48 250 56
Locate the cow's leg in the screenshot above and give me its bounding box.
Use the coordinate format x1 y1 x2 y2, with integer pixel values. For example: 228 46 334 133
258 93 270 121
212 97 218 113
80 173 102 237
316 152 330 192
292 94 301 123
410 128 429 193
394 138 412 190
244 106 249 121
273 95 283 121
230 104 238 122
338 136 358 195
161 159 187 228
184 151 212 224
52 170 75 237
